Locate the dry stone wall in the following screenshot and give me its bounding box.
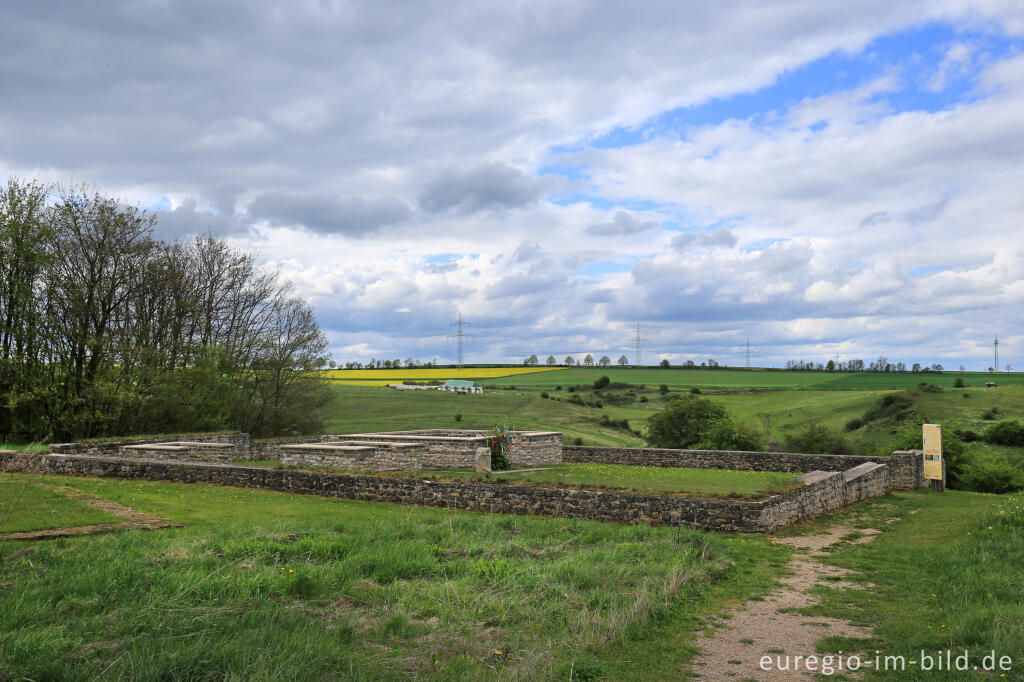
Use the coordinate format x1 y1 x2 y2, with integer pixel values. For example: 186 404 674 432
48 432 250 460
564 445 925 490
1 450 891 532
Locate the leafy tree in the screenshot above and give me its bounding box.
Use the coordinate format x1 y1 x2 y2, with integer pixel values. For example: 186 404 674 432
546 355 556 366
659 359 670 368
564 356 576 366
583 354 594 366
644 396 727 449
524 354 538 366
598 355 610 367
618 355 629 366
693 420 763 451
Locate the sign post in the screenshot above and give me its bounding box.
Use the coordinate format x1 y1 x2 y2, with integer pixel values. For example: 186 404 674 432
922 423 944 492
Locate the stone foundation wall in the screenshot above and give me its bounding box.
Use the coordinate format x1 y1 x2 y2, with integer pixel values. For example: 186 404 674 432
49 432 250 460
119 443 236 463
249 436 332 460
1 451 892 532
564 445 924 490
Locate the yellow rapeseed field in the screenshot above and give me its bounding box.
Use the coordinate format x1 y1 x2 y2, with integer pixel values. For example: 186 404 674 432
322 366 562 382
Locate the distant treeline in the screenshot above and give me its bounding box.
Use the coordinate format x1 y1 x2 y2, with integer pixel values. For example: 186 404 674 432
0 178 331 442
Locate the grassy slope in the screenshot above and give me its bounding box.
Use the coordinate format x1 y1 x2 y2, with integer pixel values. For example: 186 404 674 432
785 489 1024 680
0 480 121 532
0 473 788 680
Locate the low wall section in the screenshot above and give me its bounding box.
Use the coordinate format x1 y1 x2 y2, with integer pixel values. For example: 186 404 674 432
48 433 250 460
564 445 924 490
1 451 890 533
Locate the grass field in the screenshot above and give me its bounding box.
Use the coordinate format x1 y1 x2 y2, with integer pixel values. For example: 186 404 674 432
782 488 1024 680
3 475 1022 679
486 367 1024 391
233 461 802 499
0 473 788 680
0 479 120 532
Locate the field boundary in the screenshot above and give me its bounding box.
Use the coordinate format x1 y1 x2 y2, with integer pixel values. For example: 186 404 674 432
2 451 890 533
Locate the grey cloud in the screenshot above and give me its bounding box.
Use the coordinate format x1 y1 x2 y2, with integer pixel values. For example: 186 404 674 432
586 211 658 236
423 262 458 274
153 199 250 241
860 199 949 227
511 241 542 263
247 192 412 235
418 162 547 214
670 226 737 252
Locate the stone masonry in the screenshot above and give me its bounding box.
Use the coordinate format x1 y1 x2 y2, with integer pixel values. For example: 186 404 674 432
1 450 891 533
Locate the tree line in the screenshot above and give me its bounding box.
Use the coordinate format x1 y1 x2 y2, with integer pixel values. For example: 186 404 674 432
0 178 332 443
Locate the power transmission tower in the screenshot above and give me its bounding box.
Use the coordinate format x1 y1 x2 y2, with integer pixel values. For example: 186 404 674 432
628 321 647 366
994 335 999 372
735 337 760 368
447 313 473 368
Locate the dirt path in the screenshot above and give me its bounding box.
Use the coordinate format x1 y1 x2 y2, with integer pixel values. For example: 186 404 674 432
0 483 179 541
690 524 883 681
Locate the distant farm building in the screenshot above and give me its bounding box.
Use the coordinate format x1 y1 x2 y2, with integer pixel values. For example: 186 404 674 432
442 379 482 394
385 383 435 391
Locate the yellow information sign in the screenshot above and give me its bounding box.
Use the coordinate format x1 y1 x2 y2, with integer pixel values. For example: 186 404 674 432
923 423 943 481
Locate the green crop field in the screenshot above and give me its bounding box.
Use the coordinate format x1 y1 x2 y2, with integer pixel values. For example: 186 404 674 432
487 367 1024 391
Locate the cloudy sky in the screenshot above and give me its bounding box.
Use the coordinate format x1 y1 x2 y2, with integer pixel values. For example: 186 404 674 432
3 1 1023 369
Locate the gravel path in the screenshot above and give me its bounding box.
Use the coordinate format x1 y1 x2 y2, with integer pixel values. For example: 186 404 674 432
690 524 883 681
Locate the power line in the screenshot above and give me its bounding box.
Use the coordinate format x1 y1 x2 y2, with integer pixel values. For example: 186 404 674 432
447 313 473 368
628 321 648 366
994 334 999 372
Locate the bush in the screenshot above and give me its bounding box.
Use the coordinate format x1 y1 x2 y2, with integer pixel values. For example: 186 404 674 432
555 386 561 390
954 377 966 388
598 414 631 431
454 413 462 422
782 422 853 455
982 407 999 420
956 428 981 442
689 387 701 394
693 420 763 451
863 393 915 422
567 386 576 393
845 417 866 431
658 384 669 394
957 456 1024 494
984 420 1024 446
572 437 583 446
593 375 610 389
644 396 727 448
639 396 648 403
539 391 549 399
917 382 942 393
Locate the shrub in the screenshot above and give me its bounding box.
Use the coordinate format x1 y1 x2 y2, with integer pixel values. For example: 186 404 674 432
845 417 866 432
689 387 701 394
982 407 999 420
956 429 981 442
954 377 966 388
693 420 763 451
639 396 648 403
983 420 1024 446
963 393 970 399
644 395 728 448
957 456 1024 494
917 382 942 393
539 391 549 399
555 386 561 390
567 386 576 393
658 384 669 394
593 375 610 389
782 422 853 455
572 437 583 446
862 392 915 423
598 414 631 431
454 413 462 422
